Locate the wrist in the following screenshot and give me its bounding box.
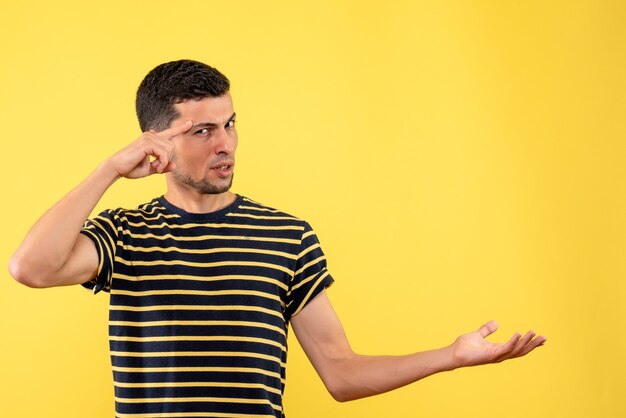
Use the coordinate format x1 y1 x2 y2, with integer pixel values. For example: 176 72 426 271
440 344 463 372
96 159 123 185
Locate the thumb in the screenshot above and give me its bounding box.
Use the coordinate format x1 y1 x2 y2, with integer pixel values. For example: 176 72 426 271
477 320 499 338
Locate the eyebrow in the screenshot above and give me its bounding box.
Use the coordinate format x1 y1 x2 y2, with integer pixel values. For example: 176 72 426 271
190 113 236 131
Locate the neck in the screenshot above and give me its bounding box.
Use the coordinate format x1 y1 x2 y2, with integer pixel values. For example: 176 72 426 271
164 186 237 214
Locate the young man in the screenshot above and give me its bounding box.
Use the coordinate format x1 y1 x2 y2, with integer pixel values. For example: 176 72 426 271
10 59 546 418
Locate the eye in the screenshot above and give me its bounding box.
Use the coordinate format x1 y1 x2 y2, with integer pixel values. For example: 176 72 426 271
195 128 211 136
225 119 236 129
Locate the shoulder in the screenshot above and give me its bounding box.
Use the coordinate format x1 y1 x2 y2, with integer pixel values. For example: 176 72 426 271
234 196 320 238
237 196 305 222
92 197 174 223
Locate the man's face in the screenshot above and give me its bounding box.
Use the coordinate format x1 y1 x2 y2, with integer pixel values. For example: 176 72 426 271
169 93 238 194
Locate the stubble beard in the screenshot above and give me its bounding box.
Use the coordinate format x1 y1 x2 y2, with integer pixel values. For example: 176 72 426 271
171 171 234 195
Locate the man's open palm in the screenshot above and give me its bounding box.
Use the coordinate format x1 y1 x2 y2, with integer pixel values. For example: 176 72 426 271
451 320 547 368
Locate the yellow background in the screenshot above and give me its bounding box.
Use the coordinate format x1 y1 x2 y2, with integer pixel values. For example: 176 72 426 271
1 1 624 417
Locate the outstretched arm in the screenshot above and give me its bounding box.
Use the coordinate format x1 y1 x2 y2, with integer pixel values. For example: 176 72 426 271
291 291 546 402
9 120 191 288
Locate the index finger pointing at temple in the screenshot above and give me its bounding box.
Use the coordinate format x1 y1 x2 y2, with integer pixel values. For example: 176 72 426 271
160 120 193 139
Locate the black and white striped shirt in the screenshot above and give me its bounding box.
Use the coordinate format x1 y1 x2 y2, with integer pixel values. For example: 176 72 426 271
81 195 334 417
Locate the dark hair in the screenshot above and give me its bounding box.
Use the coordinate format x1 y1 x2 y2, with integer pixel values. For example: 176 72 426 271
135 59 230 131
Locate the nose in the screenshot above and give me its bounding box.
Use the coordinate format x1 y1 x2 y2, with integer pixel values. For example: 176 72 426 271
213 127 237 155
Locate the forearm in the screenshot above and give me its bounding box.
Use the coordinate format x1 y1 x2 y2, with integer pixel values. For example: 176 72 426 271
293 293 464 402
324 346 458 402
9 162 119 284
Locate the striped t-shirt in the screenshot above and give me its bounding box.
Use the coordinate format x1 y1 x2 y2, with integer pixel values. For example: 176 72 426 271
80 195 334 418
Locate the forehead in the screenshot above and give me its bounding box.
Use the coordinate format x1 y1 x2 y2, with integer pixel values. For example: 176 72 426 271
174 93 234 122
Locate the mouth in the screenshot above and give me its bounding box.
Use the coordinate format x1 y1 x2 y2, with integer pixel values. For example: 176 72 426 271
210 161 234 177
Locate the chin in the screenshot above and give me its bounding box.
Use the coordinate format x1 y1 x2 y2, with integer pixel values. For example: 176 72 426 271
173 171 234 195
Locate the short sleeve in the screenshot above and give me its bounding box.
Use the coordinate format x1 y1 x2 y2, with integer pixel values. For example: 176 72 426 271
79 209 120 294
284 222 334 321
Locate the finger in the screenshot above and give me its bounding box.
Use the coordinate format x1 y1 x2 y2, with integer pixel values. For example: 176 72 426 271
147 144 171 173
509 330 536 357
139 138 174 173
482 333 520 363
154 155 171 173
162 160 177 173
494 332 522 358
516 334 547 357
159 120 192 139
149 158 162 175
477 320 499 338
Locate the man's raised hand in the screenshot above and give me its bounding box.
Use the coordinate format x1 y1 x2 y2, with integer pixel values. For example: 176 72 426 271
104 120 192 180
449 320 547 369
